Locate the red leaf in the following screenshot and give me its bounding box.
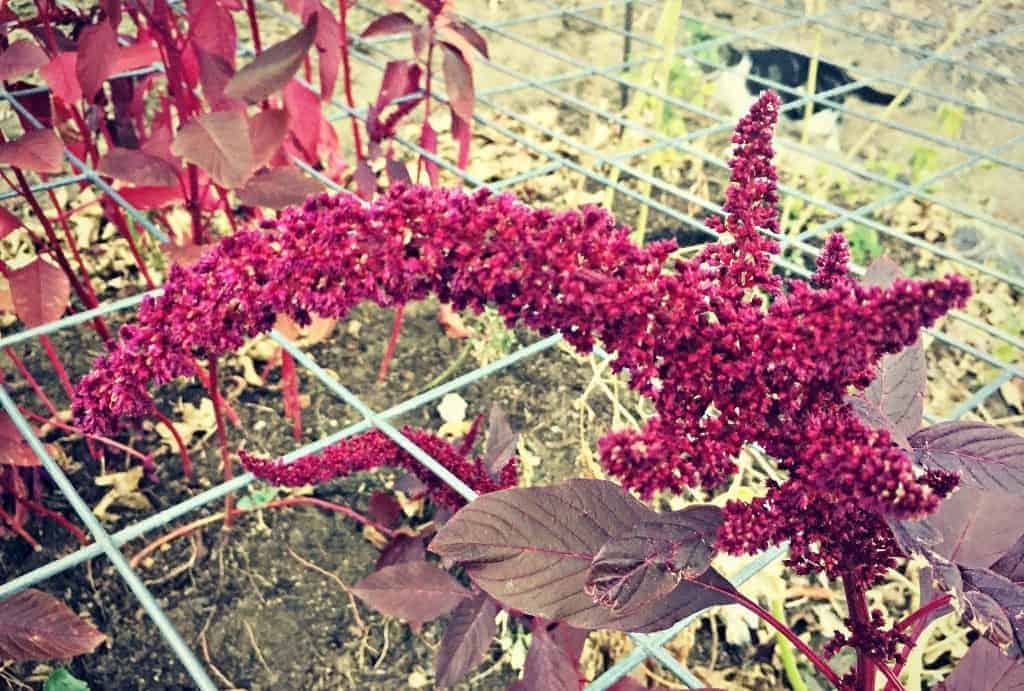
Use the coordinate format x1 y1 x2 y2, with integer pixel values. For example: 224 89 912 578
385 157 411 185
446 21 489 59
451 110 471 170
116 185 183 210
586 506 723 613
113 40 163 73
430 480 735 633
0 589 105 661
353 159 376 200
0 129 63 173
376 534 427 571
0 208 22 238
189 0 236 67
0 414 41 467
376 60 422 107
936 638 1024 690
419 122 439 187
434 593 499 688
361 12 416 38
236 167 324 209
76 21 119 101
351 561 470 626
310 2 340 101
8 257 71 327
0 40 48 81
98 147 180 187
368 491 402 528
440 43 474 122
283 80 320 159
224 13 318 103
249 108 290 167
40 52 81 104
507 624 580 691
909 421 1024 493
170 110 254 189
196 49 236 110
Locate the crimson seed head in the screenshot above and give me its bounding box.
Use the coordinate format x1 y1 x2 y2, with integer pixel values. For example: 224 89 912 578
73 91 970 586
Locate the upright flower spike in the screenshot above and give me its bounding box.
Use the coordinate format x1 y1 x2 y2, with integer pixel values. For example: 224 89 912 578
73 91 971 590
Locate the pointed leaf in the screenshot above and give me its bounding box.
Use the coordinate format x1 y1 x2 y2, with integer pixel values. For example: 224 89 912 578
40 52 81 104
0 208 22 238
224 14 317 103
0 414 41 467
446 21 489 58
236 167 324 209
507 624 579 691
76 22 119 101
451 111 471 170
98 147 179 187
8 257 71 327
0 129 63 173
43 667 90 691
376 533 427 571
441 43 474 122
353 159 376 200
0 589 105 661
113 41 162 73
249 108 290 168
909 421 1024 492
960 566 1024 658
420 122 439 187
0 40 48 81
484 402 517 479
117 185 183 210
283 80 320 158
430 480 736 633
311 2 340 100
351 561 470 626
434 593 499 688
936 638 1024 690
586 506 723 613
170 110 253 188
992 534 1024 583
361 12 416 38
386 157 411 185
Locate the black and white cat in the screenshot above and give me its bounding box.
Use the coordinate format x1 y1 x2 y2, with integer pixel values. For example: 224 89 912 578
710 46 908 150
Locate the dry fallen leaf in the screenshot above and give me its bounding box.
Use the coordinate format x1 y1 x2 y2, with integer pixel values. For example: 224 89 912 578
93 466 151 520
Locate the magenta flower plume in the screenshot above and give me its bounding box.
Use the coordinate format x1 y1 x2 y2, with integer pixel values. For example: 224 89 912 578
73 91 970 584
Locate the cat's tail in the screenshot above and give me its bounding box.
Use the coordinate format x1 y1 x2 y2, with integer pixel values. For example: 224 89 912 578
853 84 911 107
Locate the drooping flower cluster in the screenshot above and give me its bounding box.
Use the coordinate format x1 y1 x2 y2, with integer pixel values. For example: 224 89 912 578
73 91 970 585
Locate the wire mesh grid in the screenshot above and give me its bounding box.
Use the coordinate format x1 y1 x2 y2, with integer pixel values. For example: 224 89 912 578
1 0 1022 688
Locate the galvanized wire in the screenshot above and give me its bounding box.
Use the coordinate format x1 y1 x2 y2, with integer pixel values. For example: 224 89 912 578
0 1 1021 689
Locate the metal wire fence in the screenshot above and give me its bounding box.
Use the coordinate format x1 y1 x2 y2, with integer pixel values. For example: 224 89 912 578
1 0 1022 688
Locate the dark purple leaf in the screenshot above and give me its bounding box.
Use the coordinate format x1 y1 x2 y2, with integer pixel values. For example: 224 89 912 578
429 480 736 633
441 43 474 122
960 567 1024 658
361 12 416 38
385 157 411 185
376 533 427 571
9 257 71 327
0 129 63 173
587 506 723 613
484 402 517 479
236 167 324 209
434 593 499 688
446 21 489 58
926 486 1024 569
0 589 105 661
936 638 1024 690
550 622 588 666
507 624 579 691
98 147 180 187
368 491 403 528
76 22 119 101
352 561 470 626
886 515 943 559
170 110 253 189
909 421 1024 493
0 40 48 81
224 14 318 104
992 534 1024 582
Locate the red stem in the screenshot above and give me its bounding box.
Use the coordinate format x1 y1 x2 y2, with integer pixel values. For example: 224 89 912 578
699 580 842 687
193 362 241 425
44 188 104 308
5 347 60 418
280 349 302 441
337 0 364 160
18 407 150 464
152 409 193 477
38 336 74 400
0 505 41 551
883 595 955 691
895 594 952 632
207 359 233 529
15 497 89 544
842 574 877 691
376 303 405 384
245 0 262 54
